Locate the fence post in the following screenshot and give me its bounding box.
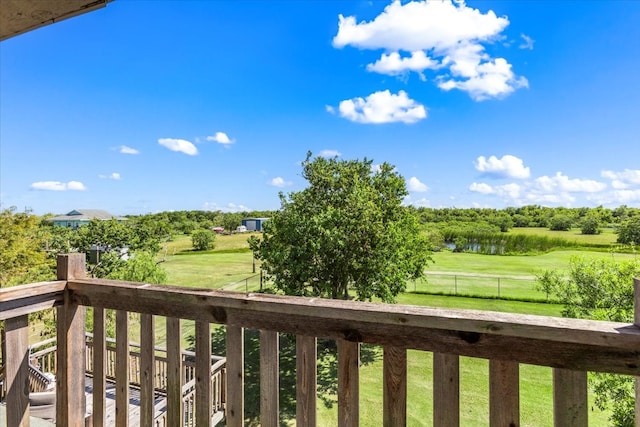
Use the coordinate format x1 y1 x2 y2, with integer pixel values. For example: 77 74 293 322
56 253 87 426
634 278 639 425
498 277 501 298
454 276 457 294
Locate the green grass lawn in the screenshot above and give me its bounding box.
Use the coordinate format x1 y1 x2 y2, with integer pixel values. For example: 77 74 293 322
507 227 618 246
151 235 625 426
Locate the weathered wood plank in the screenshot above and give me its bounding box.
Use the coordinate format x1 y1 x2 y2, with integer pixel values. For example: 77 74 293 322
338 339 359 427
296 335 317 427
5 315 29 427
196 321 212 426
383 345 406 427
66 280 640 375
489 360 519 427
93 307 107 427
433 352 459 427
553 369 587 427
56 253 86 427
115 310 129 427
140 314 155 426
227 325 244 427
260 330 279 427
0 281 66 320
166 317 182 427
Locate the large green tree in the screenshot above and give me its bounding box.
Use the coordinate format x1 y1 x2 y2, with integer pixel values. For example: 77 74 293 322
0 208 53 287
538 257 640 426
616 216 640 245
251 153 431 303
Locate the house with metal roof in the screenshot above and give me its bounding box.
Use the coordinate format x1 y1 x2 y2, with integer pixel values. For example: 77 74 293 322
49 209 125 229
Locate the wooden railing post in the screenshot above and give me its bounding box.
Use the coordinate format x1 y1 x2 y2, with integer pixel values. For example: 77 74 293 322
196 321 212 425
5 315 29 427
337 339 359 427
166 317 183 426
56 253 87 427
260 330 279 427
115 310 129 426
489 360 519 427
227 325 244 427
296 335 317 426
433 353 459 427
383 345 406 427
553 369 587 427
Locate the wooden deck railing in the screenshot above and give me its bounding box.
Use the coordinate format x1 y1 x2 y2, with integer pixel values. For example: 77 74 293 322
1 253 639 426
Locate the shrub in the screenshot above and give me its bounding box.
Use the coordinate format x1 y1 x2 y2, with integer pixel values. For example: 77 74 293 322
616 217 640 245
549 215 572 231
191 229 215 251
580 216 601 235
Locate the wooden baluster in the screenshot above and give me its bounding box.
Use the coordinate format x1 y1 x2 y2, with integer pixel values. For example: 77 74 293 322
166 317 182 426
56 253 86 427
93 307 106 427
140 314 155 426
260 330 279 427
338 339 359 427
553 369 587 427
383 345 406 427
227 325 244 427
196 321 212 425
490 360 519 427
297 335 317 427
433 352 459 427
115 310 129 427
5 315 29 427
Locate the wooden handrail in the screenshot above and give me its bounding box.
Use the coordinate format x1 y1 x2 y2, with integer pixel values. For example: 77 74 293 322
1 254 639 427
59 277 640 375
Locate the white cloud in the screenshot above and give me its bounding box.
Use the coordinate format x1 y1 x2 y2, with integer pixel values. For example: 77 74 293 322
319 150 341 158
407 177 429 192
206 132 234 145
158 138 198 156
475 155 530 179
469 182 494 194
367 51 441 80
403 195 431 207
119 145 139 155
337 90 427 124
99 172 121 180
31 181 87 191
519 34 535 50
469 182 521 199
270 177 293 188
533 172 606 193
325 105 336 114
203 202 250 213
333 0 527 100
601 169 640 189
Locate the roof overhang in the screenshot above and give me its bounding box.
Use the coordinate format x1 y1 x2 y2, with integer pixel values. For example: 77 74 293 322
0 0 110 41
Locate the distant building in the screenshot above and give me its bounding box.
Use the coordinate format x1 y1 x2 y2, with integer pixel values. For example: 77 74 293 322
241 217 270 232
49 209 125 229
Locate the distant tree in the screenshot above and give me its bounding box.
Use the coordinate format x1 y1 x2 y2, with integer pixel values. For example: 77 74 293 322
251 152 431 302
548 215 572 231
616 217 640 245
0 208 53 287
73 218 132 253
191 229 215 251
537 257 640 426
222 213 243 233
580 215 601 235
489 213 514 232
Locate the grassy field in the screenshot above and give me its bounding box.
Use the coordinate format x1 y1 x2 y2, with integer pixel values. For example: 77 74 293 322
150 232 624 426
507 227 618 246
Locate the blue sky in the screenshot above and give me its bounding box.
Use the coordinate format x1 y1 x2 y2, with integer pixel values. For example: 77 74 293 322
1 0 639 216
